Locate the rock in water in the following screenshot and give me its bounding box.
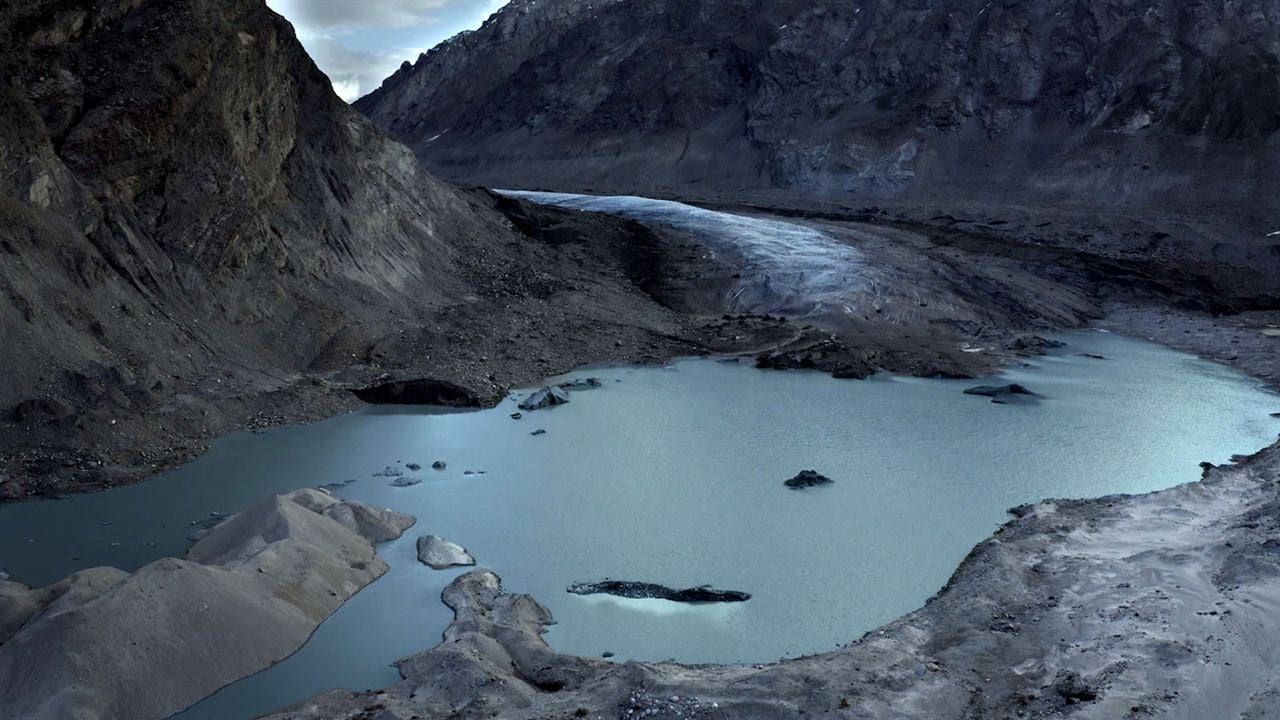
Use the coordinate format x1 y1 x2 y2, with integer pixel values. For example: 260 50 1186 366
785 470 833 489
568 580 750 603
558 378 603 391
519 386 571 411
431 460 447 471
1004 336 1066 355
963 384 1038 404
390 477 422 487
417 535 476 570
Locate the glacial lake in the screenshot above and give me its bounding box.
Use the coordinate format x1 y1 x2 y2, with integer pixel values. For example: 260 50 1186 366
1 331 1277 720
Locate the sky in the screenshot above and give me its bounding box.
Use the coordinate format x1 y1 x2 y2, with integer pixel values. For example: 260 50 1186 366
267 0 510 102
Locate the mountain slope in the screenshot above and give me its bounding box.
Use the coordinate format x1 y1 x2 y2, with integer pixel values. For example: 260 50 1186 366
356 0 1280 217
0 0 699 498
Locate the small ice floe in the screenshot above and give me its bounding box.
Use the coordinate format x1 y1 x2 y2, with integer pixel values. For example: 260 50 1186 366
1267 230 1280 237
961 346 986 353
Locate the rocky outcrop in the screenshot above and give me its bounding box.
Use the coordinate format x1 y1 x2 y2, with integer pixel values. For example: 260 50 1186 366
0 490 413 720
263 439 1280 720
964 383 1038 403
357 0 1280 218
416 535 476 570
518 385 570 411
784 469 833 489
567 580 751 603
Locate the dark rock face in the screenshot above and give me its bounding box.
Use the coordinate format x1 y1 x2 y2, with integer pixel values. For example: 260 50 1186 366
12 399 73 425
0 0 508 496
567 580 751 603
519 385 570 411
785 469 833 489
352 379 481 407
356 0 1280 214
964 384 1038 403
1004 336 1067 356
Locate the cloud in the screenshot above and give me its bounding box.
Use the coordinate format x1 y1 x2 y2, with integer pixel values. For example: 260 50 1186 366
293 34 409 102
268 0 451 34
269 0 511 102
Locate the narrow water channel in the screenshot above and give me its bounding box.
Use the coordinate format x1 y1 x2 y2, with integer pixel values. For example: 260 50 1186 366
1 331 1276 719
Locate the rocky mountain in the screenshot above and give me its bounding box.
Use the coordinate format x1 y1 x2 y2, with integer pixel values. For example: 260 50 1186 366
357 0 1280 219
0 0 704 498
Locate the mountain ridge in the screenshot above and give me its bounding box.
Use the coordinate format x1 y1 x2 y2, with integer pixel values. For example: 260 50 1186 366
357 0 1280 219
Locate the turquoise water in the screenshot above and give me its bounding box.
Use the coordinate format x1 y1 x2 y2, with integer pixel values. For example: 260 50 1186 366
1 331 1277 719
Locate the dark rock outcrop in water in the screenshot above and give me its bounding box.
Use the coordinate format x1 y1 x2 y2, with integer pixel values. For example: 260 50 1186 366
519 385 571 411
357 0 1279 215
964 383 1038 403
785 470 833 489
567 580 751 603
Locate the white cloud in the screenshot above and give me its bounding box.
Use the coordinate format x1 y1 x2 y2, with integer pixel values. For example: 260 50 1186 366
268 0 511 102
268 0 452 34
293 33 407 102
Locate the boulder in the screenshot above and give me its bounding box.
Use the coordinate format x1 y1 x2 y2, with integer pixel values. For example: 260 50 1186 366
567 580 750 603
12 398 74 425
785 470 833 489
519 385 570 411
1003 336 1066 355
963 384 1038 403
417 535 476 570
431 460 447 470
558 378 603 391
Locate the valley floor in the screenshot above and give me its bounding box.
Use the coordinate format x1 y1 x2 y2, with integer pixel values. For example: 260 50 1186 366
5 189 1277 500
3 189 1280 720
